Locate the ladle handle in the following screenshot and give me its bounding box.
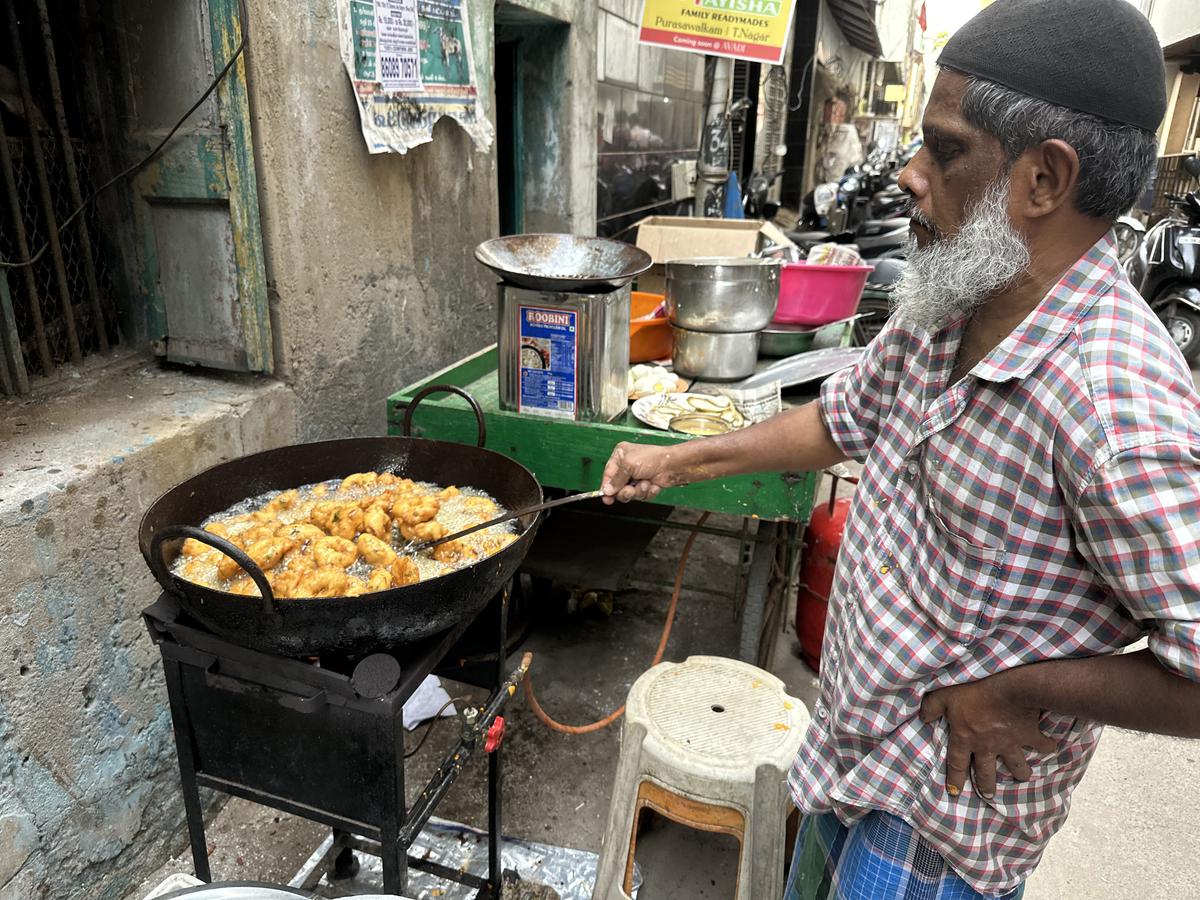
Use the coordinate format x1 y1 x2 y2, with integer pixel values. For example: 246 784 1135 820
149 524 279 616
409 490 605 554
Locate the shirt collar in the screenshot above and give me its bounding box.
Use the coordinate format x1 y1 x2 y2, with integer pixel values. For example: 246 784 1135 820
968 231 1121 384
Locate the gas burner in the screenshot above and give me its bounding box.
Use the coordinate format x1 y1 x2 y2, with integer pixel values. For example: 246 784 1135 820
144 591 526 898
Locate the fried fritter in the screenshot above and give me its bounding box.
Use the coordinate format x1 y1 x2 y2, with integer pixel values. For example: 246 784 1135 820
391 556 421 586
233 524 278 549
276 522 326 545
266 489 300 513
367 567 394 592
340 472 379 492
361 504 392 539
399 520 447 543
432 539 471 564
480 533 518 555
356 533 397 567
218 536 296 580
313 535 358 568
310 502 363 541
296 566 350 597
392 496 439 526
228 577 262 597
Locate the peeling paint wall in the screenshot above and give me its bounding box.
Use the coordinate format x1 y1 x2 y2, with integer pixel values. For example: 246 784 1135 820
247 0 596 440
0 368 297 900
0 1 598 898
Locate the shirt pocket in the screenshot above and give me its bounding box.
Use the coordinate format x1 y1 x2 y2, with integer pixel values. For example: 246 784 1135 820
887 499 1007 644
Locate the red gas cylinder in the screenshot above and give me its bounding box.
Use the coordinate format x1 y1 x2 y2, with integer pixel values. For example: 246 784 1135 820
796 473 857 672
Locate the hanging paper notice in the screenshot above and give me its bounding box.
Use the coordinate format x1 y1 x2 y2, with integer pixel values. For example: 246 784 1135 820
375 0 423 92
636 0 799 65
338 0 493 154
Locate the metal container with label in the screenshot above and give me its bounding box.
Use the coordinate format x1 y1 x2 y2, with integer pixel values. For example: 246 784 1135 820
497 284 630 422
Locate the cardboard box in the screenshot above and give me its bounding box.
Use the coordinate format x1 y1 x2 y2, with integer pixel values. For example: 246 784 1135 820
633 216 795 294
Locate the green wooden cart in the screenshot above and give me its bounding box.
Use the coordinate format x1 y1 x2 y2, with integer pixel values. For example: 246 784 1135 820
387 346 818 665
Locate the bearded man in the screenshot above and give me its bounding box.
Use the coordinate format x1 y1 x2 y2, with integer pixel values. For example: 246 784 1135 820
601 1 1200 897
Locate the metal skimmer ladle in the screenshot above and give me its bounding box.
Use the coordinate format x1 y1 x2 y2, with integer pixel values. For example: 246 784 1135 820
406 489 606 555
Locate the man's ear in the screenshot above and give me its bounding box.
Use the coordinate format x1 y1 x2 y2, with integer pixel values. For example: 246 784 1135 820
1014 138 1081 220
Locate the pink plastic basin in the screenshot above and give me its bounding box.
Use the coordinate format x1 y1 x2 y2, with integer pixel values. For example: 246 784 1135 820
774 262 874 326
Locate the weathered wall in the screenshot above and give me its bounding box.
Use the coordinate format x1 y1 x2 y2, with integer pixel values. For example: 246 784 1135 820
0 2 598 897
1144 0 1200 50
246 0 595 440
0 364 297 900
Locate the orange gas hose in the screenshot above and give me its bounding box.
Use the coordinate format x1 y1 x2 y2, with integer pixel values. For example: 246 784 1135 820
523 512 711 734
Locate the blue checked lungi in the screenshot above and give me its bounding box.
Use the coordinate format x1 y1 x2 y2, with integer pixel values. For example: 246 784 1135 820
784 812 1026 900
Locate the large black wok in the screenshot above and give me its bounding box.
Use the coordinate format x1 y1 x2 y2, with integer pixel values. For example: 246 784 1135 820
139 387 541 658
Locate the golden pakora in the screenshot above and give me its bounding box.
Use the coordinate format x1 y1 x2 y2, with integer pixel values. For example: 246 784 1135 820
171 472 517 600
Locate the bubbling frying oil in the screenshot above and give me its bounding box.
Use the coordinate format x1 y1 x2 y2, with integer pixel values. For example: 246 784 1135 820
170 472 517 599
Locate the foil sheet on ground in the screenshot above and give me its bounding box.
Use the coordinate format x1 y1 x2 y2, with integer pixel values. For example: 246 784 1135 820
292 818 643 899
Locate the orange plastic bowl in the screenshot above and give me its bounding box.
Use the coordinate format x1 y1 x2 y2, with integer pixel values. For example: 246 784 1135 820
630 291 673 363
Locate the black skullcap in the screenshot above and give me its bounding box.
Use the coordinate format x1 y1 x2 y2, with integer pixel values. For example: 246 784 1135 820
939 0 1166 132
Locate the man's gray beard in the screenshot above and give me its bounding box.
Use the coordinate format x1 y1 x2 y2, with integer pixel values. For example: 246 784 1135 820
890 175 1031 332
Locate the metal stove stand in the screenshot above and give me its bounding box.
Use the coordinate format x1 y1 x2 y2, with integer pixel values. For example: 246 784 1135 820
143 591 525 898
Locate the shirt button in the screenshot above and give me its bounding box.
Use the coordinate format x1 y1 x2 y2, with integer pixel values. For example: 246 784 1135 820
906 461 919 476
880 565 890 574
815 704 828 720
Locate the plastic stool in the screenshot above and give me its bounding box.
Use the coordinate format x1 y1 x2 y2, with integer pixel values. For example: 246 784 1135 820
591 655 810 899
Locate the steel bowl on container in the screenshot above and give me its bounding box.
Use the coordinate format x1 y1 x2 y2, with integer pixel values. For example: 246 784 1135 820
670 325 760 382
475 234 652 292
758 323 819 358
665 257 781 333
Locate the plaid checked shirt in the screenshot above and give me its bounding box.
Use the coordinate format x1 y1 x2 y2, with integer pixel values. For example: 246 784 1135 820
789 232 1200 895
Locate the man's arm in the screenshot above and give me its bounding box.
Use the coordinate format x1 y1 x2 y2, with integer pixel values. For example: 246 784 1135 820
1013 649 1200 735
601 400 847 503
921 649 1200 798
924 442 1200 798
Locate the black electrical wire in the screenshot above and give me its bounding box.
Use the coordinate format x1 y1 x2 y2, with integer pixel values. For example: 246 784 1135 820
0 0 249 269
403 697 472 760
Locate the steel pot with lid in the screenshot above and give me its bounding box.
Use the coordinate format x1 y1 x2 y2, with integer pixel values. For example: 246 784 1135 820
665 257 781 333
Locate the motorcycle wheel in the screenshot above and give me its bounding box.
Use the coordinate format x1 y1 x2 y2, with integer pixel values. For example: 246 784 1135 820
1163 307 1200 363
854 295 892 346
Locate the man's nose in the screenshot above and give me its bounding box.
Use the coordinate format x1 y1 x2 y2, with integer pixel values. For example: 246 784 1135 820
897 158 928 202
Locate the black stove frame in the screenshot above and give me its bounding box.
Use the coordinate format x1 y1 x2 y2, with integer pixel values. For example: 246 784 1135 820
144 590 522 898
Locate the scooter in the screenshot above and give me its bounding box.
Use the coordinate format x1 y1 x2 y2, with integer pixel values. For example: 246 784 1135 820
1113 214 1145 265
1126 156 1200 363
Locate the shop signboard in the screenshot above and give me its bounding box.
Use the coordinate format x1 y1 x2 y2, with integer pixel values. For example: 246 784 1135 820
636 0 799 65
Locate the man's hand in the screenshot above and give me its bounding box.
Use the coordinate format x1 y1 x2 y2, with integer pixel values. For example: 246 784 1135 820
920 671 1057 799
600 442 677 504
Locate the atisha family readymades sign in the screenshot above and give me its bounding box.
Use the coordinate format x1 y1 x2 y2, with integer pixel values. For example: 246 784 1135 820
636 0 798 65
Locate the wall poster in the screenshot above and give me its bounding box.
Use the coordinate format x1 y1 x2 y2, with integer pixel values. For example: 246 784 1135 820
338 0 494 153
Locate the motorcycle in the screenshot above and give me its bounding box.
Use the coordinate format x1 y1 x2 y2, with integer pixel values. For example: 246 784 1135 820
1113 214 1145 266
786 209 911 260
1126 155 1200 363
743 169 784 220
